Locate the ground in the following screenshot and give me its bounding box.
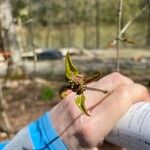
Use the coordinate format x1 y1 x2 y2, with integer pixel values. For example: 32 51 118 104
0 79 63 141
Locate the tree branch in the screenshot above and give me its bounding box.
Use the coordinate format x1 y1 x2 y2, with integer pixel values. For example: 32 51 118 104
111 5 148 46
120 5 148 36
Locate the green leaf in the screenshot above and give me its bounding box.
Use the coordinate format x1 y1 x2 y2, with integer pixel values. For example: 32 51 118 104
65 51 79 80
122 38 135 44
75 94 90 116
41 86 55 101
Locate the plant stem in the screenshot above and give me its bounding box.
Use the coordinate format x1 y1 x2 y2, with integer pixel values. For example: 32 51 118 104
86 86 107 94
120 5 147 36
116 0 123 72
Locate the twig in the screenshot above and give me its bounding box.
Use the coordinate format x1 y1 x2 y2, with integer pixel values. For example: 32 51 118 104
120 5 148 36
111 5 148 46
86 86 108 94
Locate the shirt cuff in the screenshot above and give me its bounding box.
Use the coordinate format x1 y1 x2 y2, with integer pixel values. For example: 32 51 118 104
28 112 67 150
0 141 9 149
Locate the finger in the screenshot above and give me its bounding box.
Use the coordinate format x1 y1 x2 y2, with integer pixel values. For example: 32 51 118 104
92 83 150 141
85 72 133 108
64 72 133 117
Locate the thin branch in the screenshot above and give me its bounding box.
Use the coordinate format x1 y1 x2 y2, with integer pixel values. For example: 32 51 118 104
120 5 148 36
111 5 148 46
86 86 107 94
116 0 123 72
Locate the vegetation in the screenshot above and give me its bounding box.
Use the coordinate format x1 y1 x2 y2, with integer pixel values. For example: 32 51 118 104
41 86 55 101
7 0 150 49
61 52 107 116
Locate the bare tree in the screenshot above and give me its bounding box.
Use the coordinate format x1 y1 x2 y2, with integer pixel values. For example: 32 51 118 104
95 0 101 48
45 2 53 48
0 0 20 133
116 0 123 72
28 0 37 100
146 0 150 47
0 0 25 82
82 0 88 49
113 1 148 71
65 0 72 47
0 0 20 60
0 22 5 50
110 5 148 47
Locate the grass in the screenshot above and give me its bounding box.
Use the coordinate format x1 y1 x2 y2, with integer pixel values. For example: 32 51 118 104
41 86 55 101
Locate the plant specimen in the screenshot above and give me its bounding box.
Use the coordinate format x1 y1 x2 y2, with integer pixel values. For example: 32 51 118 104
61 52 107 116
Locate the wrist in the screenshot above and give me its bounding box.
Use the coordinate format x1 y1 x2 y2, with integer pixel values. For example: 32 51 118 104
50 93 82 150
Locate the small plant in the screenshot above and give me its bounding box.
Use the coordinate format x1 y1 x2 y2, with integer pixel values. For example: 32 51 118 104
61 52 107 116
41 86 55 101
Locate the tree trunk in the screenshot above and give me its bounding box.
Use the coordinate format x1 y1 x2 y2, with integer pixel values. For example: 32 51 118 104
28 0 37 100
0 0 23 133
82 0 88 49
0 22 5 50
95 0 100 48
65 0 72 47
0 0 24 80
45 1 54 48
146 0 150 47
116 0 123 72
0 0 19 54
0 83 12 133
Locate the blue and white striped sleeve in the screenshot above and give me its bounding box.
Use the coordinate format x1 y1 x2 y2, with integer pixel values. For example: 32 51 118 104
0 112 67 150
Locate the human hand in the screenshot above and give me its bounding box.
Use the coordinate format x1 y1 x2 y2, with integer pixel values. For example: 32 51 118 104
51 72 150 150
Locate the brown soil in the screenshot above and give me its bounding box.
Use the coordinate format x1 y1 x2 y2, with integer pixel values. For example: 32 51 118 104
0 79 63 141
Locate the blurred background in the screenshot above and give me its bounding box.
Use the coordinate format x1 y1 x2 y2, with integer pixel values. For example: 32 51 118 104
0 0 150 142
1 0 150 49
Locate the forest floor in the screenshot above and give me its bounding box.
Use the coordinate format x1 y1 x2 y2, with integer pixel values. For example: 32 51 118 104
0 79 63 141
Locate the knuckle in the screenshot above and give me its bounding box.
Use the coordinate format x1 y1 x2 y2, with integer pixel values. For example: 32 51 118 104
111 72 122 80
111 72 133 85
135 83 149 99
78 123 91 138
139 84 147 93
117 85 130 100
114 85 132 113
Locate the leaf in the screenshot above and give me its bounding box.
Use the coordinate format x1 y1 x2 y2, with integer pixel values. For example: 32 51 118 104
75 94 90 116
41 87 55 101
65 52 79 80
122 38 135 44
61 91 68 99
60 89 72 99
85 72 101 84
